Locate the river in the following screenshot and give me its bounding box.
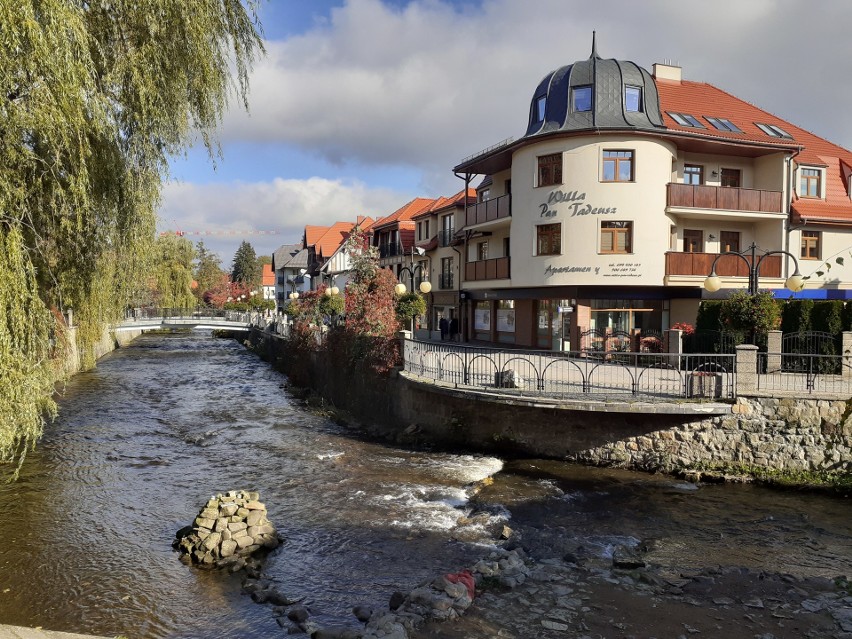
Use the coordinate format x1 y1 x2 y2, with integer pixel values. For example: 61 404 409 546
0 332 848 638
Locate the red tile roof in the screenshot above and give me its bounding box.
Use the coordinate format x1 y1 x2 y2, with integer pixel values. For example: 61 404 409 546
657 79 852 224
412 188 476 219
372 197 437 230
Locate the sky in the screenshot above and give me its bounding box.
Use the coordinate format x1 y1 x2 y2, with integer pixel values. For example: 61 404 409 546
160 0 852 266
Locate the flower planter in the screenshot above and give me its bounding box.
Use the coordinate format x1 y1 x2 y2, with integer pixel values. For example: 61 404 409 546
687 372 722 399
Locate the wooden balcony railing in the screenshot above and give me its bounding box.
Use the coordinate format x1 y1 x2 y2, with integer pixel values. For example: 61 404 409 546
465 194 512 227
465 256 511 281
667 183 783 213
665 252 781 278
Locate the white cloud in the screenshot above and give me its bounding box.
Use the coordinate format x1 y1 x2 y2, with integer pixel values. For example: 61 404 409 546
159 176 408 263
223 0 852 166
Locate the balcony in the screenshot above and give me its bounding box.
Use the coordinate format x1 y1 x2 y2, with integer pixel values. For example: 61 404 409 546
465 194 512 227
379 242 404 258
465 256 511 282
665 251 781 278
439 273 454 289
438 229 456 247
667 183 783 214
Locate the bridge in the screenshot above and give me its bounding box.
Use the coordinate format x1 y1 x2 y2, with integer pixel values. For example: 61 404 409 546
113 308 260 332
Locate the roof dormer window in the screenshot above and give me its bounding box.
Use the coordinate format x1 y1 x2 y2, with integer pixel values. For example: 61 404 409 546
705 116 742 133
800 167 822 199
667 112 705 128
535 95 546 122
572 86 592 112
756 123 793 139
625 86 642 112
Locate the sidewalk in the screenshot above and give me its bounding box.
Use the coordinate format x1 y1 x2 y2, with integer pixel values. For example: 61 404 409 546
0 627 112 639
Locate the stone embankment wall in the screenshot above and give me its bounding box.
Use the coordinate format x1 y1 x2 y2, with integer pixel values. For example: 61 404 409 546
55 326 142 380
248 330 852 480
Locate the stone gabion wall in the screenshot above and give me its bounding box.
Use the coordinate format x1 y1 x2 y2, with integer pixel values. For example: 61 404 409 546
570 397 852 475
174 490 279 570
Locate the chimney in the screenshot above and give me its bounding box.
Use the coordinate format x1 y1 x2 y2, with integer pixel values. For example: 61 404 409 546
653 62 682 83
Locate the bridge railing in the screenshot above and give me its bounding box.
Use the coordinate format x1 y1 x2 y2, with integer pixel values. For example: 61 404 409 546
124 307 257 324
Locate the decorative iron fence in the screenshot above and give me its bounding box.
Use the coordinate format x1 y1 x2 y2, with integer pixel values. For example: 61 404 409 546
780 332 842 374
682 329 754 354
403 339 735 402
757 352 852 395
579 328 632 353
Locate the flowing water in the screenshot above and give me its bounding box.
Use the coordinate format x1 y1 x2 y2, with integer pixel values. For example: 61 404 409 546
0 333 848 638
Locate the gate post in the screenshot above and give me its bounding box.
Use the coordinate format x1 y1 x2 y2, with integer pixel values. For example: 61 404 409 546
735 344 759 395
843 332 852 378
766 330 782 373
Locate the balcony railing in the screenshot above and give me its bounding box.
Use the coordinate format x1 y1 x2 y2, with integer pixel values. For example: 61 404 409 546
666 183 783 214
379 242 404 258
465 256 511 281
665 251 781 278
439 273 454 289
438 229 456 247
465 194 512 227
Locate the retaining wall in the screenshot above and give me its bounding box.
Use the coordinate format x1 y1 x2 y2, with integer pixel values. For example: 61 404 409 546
248 330 852 478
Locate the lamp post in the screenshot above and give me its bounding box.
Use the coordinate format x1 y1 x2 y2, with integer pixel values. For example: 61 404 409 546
703 242 804 295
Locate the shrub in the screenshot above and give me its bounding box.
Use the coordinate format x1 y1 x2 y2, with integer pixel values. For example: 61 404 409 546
781 299 813 334
696 301 723 330
719 291 781 334
395 292 426 325
811 300 844 335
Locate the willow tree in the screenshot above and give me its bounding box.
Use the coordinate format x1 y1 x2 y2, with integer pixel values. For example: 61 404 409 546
0 0 263 475
151 233 197 309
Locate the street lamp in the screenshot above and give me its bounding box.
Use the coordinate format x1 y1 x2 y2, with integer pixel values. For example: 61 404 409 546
396 264 432 295
703 242 805 294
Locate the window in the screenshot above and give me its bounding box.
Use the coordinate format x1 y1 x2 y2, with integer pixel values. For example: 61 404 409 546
801 231 821 260
439 214 454 247
600 221 632 254
667 112 705 128
417 220 430 241
572 86 592 112
537 153 563 187
625 86 642 112
603 150 634 182
535 95 546 122
800 168 821 198
720 231 740 253
479 188 490 202
683 229 703 253
684 164 704 185
705 116 742 133
720 168 741 188
440 257 454 289
477 241 488 261
756 123 793 139
503 237 510 257
537 223 561 255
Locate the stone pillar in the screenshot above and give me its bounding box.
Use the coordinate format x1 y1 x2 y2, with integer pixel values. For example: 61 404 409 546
766 330 782 373
735 344 759 395
665 329 683 354
843 332 852 377
398 330 412 369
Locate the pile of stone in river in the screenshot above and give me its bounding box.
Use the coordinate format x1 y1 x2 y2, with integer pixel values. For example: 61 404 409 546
174 490 280 570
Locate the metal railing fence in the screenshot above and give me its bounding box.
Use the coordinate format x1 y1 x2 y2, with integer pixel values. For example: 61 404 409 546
758 352 852 395
403 339 734 401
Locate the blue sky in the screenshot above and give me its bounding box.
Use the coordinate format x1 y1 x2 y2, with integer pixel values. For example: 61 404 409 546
161 0 852 266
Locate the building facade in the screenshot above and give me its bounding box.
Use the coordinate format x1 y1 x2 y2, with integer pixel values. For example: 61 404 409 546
450 42 852 349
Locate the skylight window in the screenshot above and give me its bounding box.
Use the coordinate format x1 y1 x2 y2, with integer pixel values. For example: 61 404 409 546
705 116 743 133
667 112 705 128
624 86 642 112
756 123 793 139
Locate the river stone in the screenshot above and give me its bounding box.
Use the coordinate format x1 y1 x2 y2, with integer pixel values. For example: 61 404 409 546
229 521 248 532
215 518 229 532
288 605 310 623
195 517 215 529
237 507 250 518
222 528 232 541
235 535 255 549
202 532 222 551
245 500 265 510
221 502 238 517
220 539 237 558
232 529 249 539
200 508 219 520
247 510 265 527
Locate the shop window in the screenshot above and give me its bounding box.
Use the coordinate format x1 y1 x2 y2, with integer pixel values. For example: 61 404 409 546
474 301 491 341
684 164 703 185
603 150 634 182
537 223 561 256
801 230 821 260
537 153 563 187
590 299 658 332
600 221 632 254
800 168 822 198
496 300 516 342
683 229 703 253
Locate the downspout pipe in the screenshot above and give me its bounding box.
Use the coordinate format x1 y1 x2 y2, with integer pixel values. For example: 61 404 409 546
784 146 803 279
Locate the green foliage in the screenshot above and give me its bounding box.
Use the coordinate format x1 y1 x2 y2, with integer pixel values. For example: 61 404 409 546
811 301 844 335
232 241 261 286
151 233 196 308
844 302 852 332
781 299 813 334
395 292 427 323
0 0 263 475
695 301 723 330
719 291 781 334
194 241 224 304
